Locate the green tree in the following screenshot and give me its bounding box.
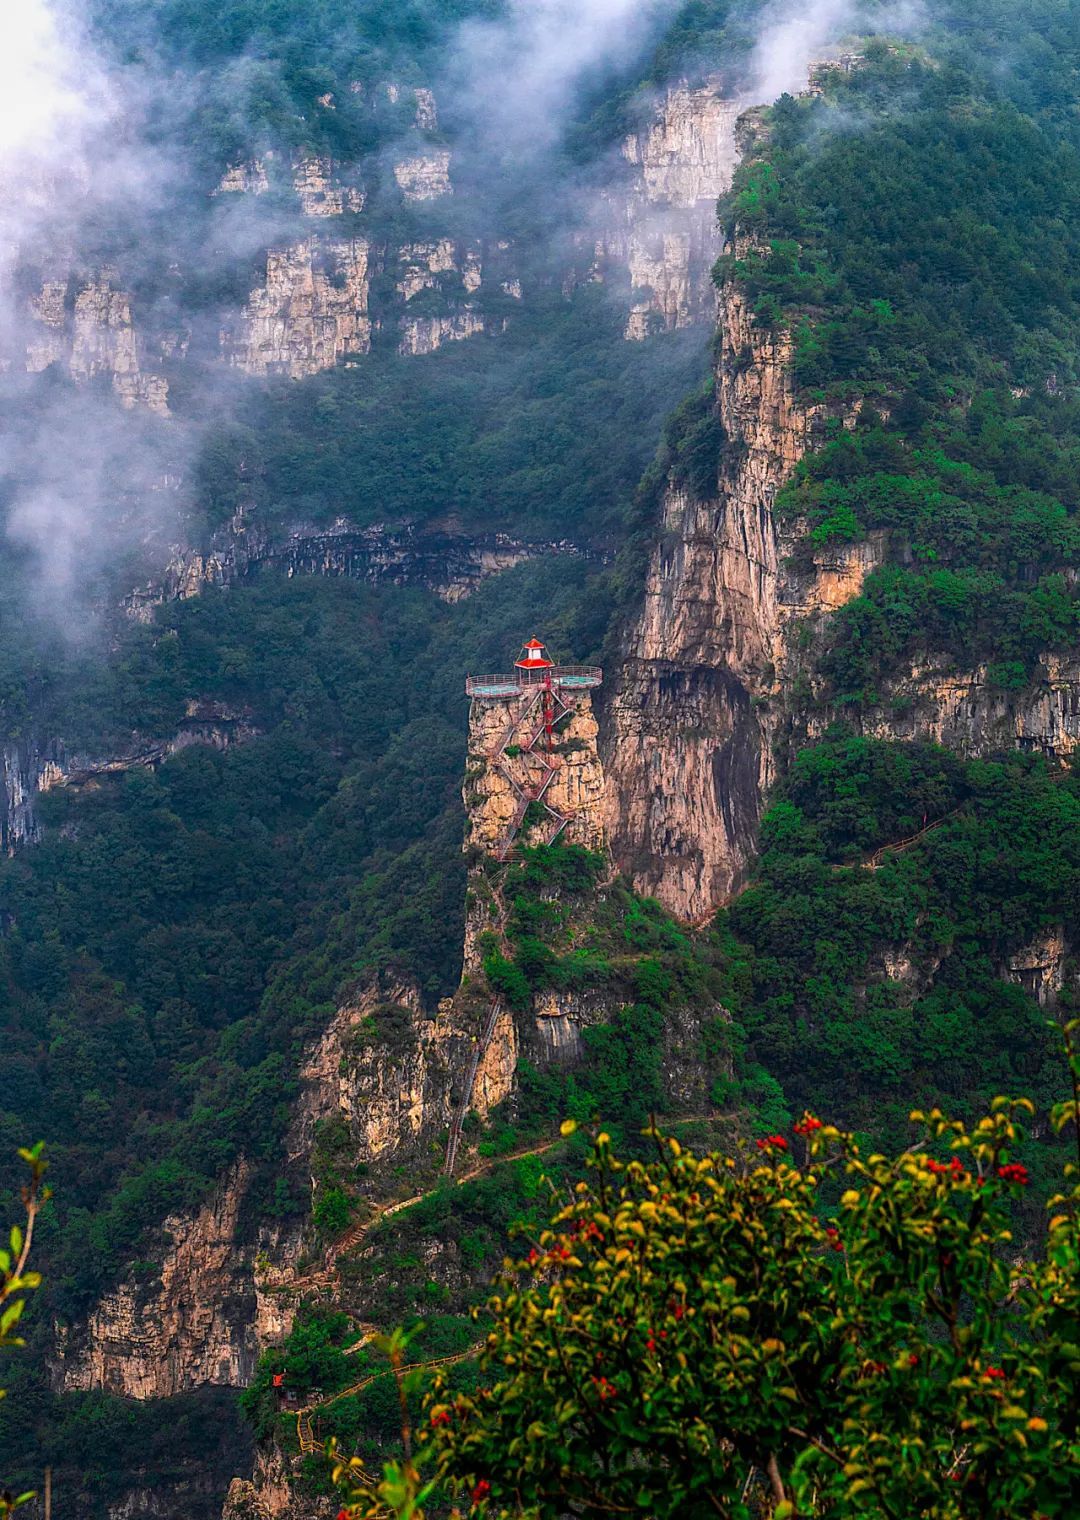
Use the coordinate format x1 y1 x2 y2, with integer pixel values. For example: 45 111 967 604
335 1045 1080 1518
1 1146 48 1518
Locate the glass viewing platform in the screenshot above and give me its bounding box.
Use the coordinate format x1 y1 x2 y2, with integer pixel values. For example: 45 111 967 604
466 666 603 699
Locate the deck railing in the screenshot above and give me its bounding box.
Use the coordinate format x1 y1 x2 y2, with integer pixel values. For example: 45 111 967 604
466 665 602 697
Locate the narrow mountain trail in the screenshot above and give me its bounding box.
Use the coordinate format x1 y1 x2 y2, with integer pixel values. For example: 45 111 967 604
295 1346 484 1456
286 1133 565 1296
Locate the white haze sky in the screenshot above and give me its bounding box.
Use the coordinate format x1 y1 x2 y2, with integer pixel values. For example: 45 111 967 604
0 0 112 236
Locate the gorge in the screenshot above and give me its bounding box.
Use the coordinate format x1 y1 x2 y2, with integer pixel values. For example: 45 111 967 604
1 1 1080 1516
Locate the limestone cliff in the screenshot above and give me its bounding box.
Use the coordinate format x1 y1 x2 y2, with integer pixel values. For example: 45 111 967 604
394 151 453 202
464 687 607 857
291 153 366 216
604 254 838 920
394 238 499 354
607 235 1080 924
213 160 270 196
222 238 372 377
809 652 1080 762
443 673 611 1126
1003 929 1071 1006
24 272 170 413
122 521 599 621
56 1163 267 1398
399 309 488 355
289 974 454 1169
589 80 742 340
223 1447 304 1520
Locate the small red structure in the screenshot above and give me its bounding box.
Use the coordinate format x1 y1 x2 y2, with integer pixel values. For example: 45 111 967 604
515 637 554 672
272 1373 285 1388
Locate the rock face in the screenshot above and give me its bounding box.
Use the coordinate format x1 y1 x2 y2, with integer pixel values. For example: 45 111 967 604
223 1448 301 1520
464 686 608 857
57 1164 260 1398
394 151 453 202
292 153 366 216
398 309 487 355
1003 929 1070 1006
214 160 270 196
23 272 170 413
604 254 834 920
607 235 1080 924
1 701 257 854
393 238 505 353
591 81 742 340
223 238 372 377
123 521 599 621
817 653 1080 760
289 974 454 1168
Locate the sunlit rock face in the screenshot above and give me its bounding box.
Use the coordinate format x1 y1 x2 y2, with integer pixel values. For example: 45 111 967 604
221 238 373 378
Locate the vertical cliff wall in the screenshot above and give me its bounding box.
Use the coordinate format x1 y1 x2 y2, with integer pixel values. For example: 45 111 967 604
464 686 608 858
593 81 742 340
20 271 170 413
56 1163 265 1399
606 238 1080 925
222 238 374 378
604 255 824 920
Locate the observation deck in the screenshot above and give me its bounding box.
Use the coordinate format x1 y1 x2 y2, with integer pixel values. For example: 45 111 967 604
466 665 603 699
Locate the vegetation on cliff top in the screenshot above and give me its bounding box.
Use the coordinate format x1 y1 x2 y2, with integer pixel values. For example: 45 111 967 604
720 46 1080 689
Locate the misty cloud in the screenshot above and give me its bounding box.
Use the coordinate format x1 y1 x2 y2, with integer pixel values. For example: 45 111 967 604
749 0 927 104
447 0 683 157
0 1 192 628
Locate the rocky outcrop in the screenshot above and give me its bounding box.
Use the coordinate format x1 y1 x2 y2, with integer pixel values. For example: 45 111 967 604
1003 929 1070 1006
414 88 439 131
289 975 454 1167
399 309 487 355
818 653 1080 761
397 239 462 301
604 256 838 920
223 1448 300 1520
394 239 505 352
590 80 742 339
292 154 366 216
123 521 599 620
394 152 453 202
57 1164 261 1398
464 687 608 856
1 701 257 854
396 238 483 299
607 229 1080 923
214 161 270 196
24 273 169 413
222 238 372 377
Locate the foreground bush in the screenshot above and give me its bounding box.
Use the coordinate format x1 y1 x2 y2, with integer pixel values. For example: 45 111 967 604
335 1042 1080 1518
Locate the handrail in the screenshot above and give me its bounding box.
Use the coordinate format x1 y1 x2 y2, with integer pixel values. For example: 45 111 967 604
467 665 602 696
